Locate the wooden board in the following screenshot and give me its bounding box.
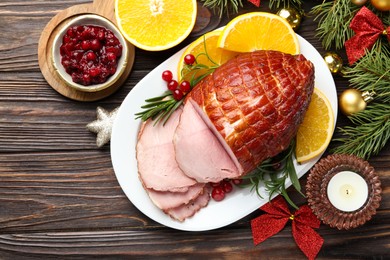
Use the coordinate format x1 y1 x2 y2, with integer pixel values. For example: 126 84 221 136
37 0 135 101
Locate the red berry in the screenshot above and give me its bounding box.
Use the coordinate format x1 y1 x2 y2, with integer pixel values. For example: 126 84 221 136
167 80 178 91
162 70 173 82
179 80 191 93
89 67 101 77
184 54 196 65
90 39 101 51
232 179 243 186
86 52 96 61
211 186 225 201
221 181 233 193
210 182 221 188
107 52 117 61
81 40 91 50
172 89 184 100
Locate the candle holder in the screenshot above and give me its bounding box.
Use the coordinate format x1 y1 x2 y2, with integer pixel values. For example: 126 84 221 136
306 154 382 230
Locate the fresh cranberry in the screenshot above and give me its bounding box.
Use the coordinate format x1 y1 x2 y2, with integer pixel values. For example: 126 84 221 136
162 70 173 82
221 181 233 193
97 30 105 41
211 186 225 201
167 80 178 91
179 81 191 93
90 39 101 51
89 67 101 77
172 89 184 100
184 54 196 65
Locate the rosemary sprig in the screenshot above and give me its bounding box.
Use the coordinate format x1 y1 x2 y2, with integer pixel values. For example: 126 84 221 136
240 139 304 209
135 37 220 124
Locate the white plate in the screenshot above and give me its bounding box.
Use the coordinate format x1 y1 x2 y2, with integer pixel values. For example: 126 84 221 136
111 34 338 231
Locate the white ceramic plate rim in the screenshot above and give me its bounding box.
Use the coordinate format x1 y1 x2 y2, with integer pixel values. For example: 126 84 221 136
111 34 338 231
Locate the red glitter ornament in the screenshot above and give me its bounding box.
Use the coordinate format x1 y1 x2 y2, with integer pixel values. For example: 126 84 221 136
251 196 323 260
345 6 390 65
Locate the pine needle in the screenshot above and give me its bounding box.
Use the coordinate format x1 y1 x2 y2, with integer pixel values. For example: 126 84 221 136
268 0 302 9
200 0 243 17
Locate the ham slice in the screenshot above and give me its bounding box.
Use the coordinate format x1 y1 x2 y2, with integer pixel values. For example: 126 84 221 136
174 100 240 183
183 50 314 177
136 107 197 192
146 183 205 210
164 187 210 222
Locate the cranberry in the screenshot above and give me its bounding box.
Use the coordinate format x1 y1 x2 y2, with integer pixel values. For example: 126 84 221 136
221 181 233 193
162 70 173 82
107 52 117 61
86 52 97 61
59 24 123 86
179 81 191 93
184 54 196 65
211 186 225 201
90 39 101 51
81 40 91 50
210 182 221 188
172 89 184 100
167 80 178 91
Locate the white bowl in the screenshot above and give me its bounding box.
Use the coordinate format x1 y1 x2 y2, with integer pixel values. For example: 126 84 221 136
52 14 128 92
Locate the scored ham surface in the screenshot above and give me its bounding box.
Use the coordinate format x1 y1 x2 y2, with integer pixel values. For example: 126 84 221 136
180 50 315 179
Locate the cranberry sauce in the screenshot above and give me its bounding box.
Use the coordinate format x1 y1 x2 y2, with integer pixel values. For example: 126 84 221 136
59 25 123 86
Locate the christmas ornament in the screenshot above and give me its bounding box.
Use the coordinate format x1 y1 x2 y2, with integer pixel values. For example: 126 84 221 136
371 0 390 11
339 88 375 116
276 7 303 30
351 0 368 6
306 154 382 230
86 106 119 147
248 0 260 7
323 52 343 74
251 196 323 260
345 6 390 65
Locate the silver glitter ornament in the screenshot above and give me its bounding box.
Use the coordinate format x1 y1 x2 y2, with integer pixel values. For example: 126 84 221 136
86 106 119 147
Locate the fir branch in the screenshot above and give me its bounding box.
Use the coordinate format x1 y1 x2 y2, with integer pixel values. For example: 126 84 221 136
310 0 359 50
200 0 243 17
241 139 303 209
269 0 303 9
332 103 390 160
343 43 390 103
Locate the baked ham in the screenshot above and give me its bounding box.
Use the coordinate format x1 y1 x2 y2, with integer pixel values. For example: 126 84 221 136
176 50 315 182
136 50 315 221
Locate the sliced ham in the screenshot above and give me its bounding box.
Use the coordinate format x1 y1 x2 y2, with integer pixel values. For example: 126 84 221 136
164 187 210 222
146 183 205 210
136 107 197 193
174 101 240 183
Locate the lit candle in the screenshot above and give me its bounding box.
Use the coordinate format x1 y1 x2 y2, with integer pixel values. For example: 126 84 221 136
327 170 369 212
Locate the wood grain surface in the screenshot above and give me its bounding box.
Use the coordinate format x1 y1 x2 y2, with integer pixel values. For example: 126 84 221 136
0 1 389 259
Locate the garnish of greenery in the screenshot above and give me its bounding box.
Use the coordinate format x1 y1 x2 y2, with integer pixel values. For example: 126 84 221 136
200 0 243 17
310 0 360 50
240 139 304 209
135 37 219 124
269 0 302 10
332 44 390 159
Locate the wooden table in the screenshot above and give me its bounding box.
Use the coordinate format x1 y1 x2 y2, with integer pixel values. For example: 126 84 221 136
1 1 389 258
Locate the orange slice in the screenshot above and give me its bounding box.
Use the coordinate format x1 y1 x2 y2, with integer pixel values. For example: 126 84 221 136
115 0 197 51
178 30 238 81
296 88 335 163
218 12 299 54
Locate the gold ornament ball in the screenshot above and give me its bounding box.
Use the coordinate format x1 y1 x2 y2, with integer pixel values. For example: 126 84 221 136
351 0 368 6
277 8 303 30
339 89 367 116
323 52 343 74
371 0 390 11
